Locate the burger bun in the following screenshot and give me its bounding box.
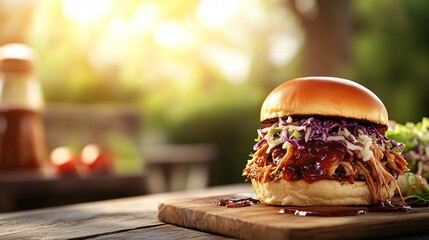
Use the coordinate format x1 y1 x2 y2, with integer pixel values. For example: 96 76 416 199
251 179 395 206
260 77 388 130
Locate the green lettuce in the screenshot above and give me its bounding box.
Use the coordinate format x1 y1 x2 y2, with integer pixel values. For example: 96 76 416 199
387 118 429 204
387 117 429 178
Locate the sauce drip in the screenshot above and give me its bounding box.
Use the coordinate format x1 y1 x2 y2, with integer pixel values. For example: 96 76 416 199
216 198 413 216
216 197 260 208
279 201 411 217
370 200 412 212
279 206 368 216
407 201 429 207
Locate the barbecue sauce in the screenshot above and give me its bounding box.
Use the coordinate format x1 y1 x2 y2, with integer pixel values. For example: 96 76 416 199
216 198 412 216
216 197 260 208
279 206 368 216
0 108 46 171
370 200 412 212
270 141 357 183
279 200 411 217
0 44 48 173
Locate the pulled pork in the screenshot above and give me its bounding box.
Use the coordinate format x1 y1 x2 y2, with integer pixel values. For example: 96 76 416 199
243 118 409 204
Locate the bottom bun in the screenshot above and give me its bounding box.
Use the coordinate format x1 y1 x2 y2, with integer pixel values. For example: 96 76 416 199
251 179 395 206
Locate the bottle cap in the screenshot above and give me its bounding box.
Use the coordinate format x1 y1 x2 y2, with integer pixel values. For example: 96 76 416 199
0 43 36 73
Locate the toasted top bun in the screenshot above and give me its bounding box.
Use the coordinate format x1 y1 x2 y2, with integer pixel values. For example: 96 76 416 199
251 179 395 206
260 77 388 128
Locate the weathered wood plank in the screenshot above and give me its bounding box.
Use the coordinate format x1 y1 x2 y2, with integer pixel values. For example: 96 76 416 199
158 194 429 240
0 184 251 240
0 208 159 239
90 224 236 240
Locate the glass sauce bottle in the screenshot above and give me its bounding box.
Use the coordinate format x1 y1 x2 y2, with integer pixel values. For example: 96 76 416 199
0 43 48 176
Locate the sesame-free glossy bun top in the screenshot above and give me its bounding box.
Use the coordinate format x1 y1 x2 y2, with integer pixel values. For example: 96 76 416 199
260 77 388 127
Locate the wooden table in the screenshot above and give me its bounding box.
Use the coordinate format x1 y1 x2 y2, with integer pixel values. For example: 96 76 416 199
1 183 428 240
0 184 248 239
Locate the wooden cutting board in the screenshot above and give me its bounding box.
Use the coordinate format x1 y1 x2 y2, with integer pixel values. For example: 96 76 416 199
158 193 429 240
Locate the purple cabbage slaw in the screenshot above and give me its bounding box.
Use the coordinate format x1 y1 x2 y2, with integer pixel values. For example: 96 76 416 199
254 117 403 161
403 140 429 162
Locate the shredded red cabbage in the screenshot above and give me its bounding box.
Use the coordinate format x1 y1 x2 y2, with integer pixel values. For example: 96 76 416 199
403 140 429 161
254 117 404 157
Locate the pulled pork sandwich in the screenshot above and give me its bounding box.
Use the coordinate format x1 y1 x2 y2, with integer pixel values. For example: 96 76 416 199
243 77 409 206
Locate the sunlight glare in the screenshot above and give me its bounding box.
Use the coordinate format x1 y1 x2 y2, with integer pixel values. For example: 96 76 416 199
197 0 243 29
203 45 251 84
62 0 112 24
269 34 300 66
131 3 161 33
154 22 192 49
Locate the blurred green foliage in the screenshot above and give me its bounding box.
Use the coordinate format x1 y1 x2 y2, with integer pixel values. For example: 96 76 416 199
156 83 266 184
350 0 429 124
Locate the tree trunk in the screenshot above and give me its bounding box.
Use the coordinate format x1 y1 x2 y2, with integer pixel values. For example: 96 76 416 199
287 0 351 76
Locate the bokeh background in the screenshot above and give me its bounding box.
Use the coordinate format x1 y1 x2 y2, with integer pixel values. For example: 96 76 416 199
1 0 429 210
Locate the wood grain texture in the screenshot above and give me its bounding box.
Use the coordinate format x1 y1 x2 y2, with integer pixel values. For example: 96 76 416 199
90 224 235 240
0 207 159 239
0 184 251 240
158 193 429 240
